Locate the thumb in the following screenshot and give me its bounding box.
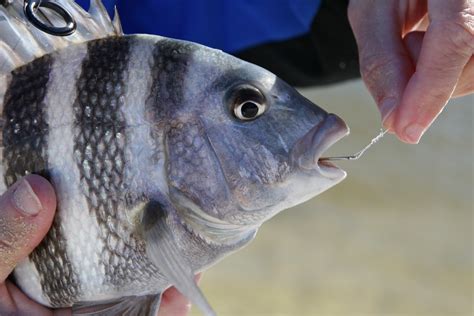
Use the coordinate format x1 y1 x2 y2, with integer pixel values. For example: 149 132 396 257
0 175 56 282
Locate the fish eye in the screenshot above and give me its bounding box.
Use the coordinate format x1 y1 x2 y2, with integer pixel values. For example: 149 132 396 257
234 100 265 120
229 85 267 121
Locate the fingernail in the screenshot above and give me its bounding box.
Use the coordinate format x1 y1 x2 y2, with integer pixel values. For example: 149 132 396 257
403 123 426 144
380 98 397 123
13 179 42 216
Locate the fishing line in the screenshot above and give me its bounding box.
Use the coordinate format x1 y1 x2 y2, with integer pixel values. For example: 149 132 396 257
34 0 54 29
320 129 388 161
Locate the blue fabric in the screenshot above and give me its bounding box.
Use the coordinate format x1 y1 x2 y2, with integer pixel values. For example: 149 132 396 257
75 0 321 53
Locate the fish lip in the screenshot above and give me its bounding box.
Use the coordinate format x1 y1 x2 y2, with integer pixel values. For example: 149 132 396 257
290 113 350 178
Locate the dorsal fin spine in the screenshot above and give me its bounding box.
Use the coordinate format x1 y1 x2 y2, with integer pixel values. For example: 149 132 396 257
112 6 123 35
0 0 123 75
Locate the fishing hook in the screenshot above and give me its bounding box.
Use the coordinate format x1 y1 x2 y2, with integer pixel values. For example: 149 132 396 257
23 0 76 36
320 129 388 161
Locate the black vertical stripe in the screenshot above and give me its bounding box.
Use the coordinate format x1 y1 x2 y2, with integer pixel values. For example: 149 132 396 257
146 40 197 119
144 39 197 182
2 56 51 183
72 37 158 287
2 55 81 307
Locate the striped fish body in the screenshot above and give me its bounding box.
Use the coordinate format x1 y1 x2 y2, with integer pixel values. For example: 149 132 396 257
3 34 263 312
2 35 185 306
1 1 350 315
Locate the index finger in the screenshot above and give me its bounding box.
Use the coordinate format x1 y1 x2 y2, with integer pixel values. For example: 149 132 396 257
393 1 474 143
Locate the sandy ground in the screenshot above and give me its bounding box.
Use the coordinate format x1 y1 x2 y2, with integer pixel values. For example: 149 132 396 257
192 80 473 316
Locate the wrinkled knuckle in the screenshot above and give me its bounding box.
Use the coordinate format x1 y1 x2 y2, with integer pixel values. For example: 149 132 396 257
359 53 397 83
458 5 474 34
449 23 474 55
0 217 31 261
465 81 474 93
0 230 15 252
0 238 17 273
435 17 474 55
427 85 449 101
458 77 474 94
358 53 404 102
0 240 15 267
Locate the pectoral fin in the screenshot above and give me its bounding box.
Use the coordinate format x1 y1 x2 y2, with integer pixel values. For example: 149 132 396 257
72 294 161 316
142 200 216 316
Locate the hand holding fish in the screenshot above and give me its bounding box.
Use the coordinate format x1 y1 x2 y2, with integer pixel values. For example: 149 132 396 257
0 176 195 316
0 175 60 315
349 0 474 144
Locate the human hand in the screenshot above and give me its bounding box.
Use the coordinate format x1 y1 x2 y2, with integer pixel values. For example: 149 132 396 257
0 175 195 316
0 175 62 315
158 274 202 316
348 0 474 143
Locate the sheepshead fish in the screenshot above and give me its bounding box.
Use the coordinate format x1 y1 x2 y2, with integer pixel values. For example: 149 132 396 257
0 1 349 315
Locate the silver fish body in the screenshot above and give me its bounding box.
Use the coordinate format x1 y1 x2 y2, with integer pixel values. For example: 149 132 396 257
0 1 349 315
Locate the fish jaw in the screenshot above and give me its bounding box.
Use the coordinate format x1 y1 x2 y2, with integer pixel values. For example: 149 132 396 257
243 113 350 222
290 113 350 180
222 113 350 225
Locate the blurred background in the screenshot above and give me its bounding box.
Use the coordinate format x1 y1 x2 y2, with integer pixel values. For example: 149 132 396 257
192 80 473 316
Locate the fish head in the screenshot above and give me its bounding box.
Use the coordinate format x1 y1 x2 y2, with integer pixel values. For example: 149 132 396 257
165 44 349 228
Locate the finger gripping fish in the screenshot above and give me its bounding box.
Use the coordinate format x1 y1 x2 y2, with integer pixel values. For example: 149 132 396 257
0 1 349 315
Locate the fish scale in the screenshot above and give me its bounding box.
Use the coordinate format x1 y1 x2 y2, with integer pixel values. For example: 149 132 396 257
2 55 51 185
1 1 350 315
31 217 80 307
146 40 198 120
73 37 163 300
71 37 148 289
2 54 83 307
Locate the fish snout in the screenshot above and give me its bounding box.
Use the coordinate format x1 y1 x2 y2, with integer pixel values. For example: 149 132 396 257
290 113 349 178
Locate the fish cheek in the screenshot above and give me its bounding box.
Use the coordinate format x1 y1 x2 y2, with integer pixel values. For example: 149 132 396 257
166 119 232 218
204 123 291 212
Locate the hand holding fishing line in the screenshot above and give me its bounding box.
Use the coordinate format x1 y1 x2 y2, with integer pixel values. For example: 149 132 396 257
349 0 474 144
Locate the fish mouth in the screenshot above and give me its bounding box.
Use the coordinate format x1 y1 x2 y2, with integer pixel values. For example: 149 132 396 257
290 113 350 178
